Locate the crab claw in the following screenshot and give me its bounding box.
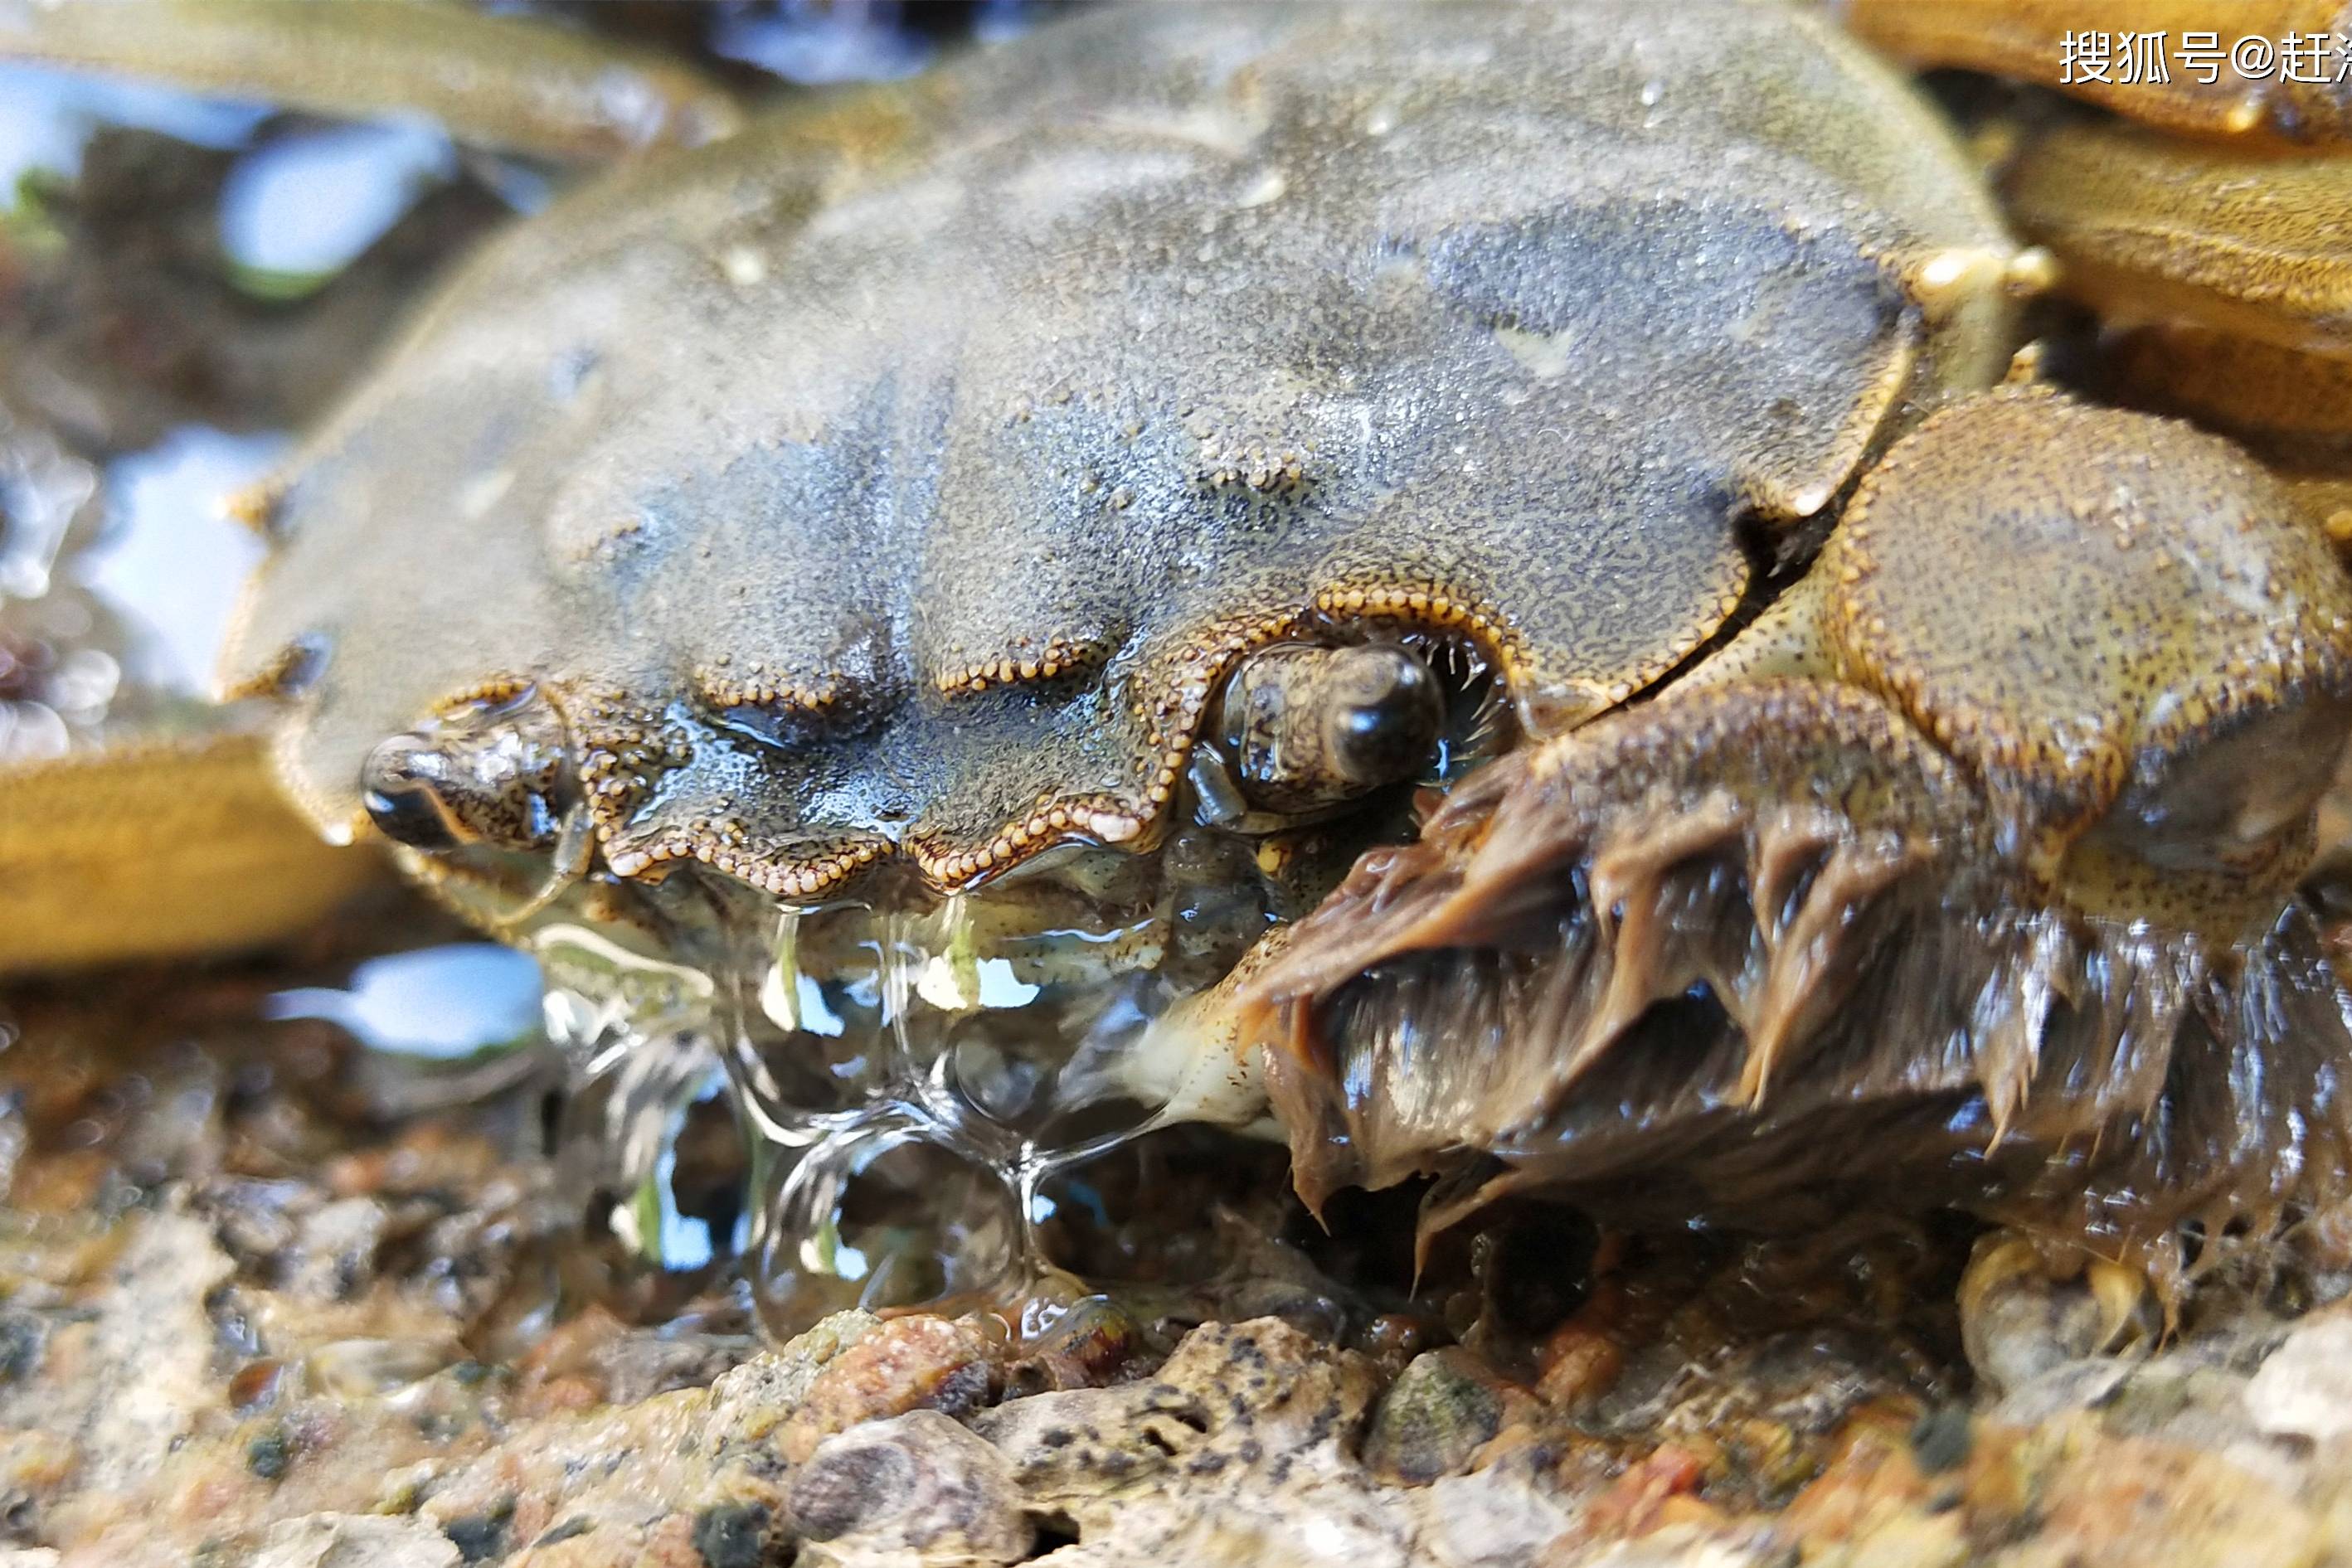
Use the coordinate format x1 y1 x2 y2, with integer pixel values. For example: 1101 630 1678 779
1237 392 2352 1283
1240 680 2012 1226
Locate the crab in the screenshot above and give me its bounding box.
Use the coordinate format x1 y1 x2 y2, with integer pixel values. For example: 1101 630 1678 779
4 1 2352 1354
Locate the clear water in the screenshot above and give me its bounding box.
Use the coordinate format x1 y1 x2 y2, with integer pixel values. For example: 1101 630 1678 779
265 942 545 1061
524 842 1280 1335
82 426 282 695
217 118 458 284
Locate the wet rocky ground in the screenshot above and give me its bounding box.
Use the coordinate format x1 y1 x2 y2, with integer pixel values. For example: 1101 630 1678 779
2 932 2352 1566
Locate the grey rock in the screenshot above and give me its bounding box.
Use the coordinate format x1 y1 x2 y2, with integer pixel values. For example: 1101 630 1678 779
793 1411 1032 1566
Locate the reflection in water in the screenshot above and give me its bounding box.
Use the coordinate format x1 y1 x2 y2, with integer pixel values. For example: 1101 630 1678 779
0 54 477 739
0 413 95 602
0 410 104 762
532 922 731 1279
2 421 279 759
265 941 545 1060
218 118 456 283
0 61 265 202
519 843 1280 1333
711 0 1036 84
80 425 280 695
710 0 937 83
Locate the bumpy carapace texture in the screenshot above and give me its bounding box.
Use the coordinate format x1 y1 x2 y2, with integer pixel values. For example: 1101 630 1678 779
219 2 2016 901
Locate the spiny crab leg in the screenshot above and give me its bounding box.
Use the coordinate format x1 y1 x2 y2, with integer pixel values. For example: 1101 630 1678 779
1238 389 2352 1296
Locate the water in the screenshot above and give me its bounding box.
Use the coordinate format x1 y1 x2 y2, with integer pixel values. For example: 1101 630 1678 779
217 118 458 288
707 0 1036 85
520 840 1281 1336
265 942 545 1061
0 58 479 753
82 426 281 695
0 61 265 204
0 408 106 761
710 0 937 84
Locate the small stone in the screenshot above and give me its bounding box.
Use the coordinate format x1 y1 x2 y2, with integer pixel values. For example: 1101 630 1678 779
1364 1348 1506 1485
226 1359 286 1412
792 1443 914 1543
246 1426 294 1482
250 1514 460 1568
282 1197 388 1300
440 1498 513 1564
0 1315 46 1384
1003 1298 1142 1395
2248 1313 2352 1440
790 1412 1030 1563
529 1517 593 1550
707 1311 879 1446
1535 1320 1624 1411
304 1337 460 1399
688 1502 770 1568
776 1316 1000 1464
1909 1403 1972 1473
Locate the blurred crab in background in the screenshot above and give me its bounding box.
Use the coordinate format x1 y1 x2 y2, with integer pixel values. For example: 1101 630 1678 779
2 0 2352 1421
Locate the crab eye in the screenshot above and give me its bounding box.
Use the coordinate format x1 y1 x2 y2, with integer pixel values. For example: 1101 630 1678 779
361 739 463 852
1214 643 1442 815
355 691 579 855
1324 646 1443 784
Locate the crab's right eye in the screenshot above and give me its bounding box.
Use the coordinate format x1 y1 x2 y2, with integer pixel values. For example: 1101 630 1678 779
1212 642 1443 817
361 738 464 852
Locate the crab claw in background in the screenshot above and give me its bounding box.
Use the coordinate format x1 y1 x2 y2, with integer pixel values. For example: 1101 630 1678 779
1238 392 2352 1306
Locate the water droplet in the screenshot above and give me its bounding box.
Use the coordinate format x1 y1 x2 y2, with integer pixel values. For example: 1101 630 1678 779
750 1110 1023 1333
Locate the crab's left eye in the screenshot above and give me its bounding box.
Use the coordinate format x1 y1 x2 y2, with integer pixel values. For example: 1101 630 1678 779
1212 643 1442 815
361 740 464 851
356 691 578 856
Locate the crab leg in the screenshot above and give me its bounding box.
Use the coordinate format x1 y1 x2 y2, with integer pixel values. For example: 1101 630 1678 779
2005 121 2352 356
1985 95 2352 587
0 0 742 163
0 731 381 973
2106 323 2352 447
